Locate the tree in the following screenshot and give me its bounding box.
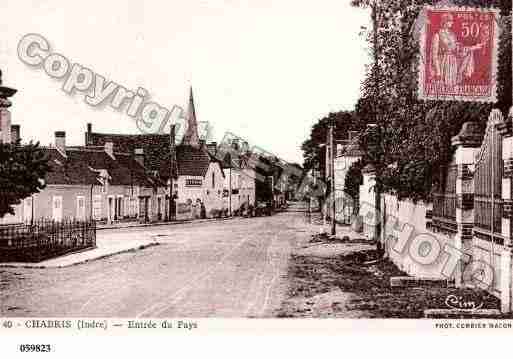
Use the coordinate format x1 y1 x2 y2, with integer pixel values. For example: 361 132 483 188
0 140 50 218
301 111 366 175
344 159 365 214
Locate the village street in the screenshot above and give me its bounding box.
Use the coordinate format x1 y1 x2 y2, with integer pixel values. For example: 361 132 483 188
0 205 312 317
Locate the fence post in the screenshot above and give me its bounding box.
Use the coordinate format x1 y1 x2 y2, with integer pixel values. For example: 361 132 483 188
451 122 482 287
499 109 513 313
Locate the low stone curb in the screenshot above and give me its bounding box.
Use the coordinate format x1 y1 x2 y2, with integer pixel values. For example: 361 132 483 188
96 215 255 231
390 276 454 288
424 308 502 319
0 242 160 269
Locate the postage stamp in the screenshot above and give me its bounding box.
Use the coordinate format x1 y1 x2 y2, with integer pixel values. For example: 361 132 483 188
418 6 500 103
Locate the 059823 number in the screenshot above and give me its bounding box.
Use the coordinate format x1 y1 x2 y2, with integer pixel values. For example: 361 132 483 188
19 344 52 353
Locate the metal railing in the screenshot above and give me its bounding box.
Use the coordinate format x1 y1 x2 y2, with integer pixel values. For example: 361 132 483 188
0 218 96 263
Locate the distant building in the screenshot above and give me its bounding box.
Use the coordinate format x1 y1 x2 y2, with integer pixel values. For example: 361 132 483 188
208 142 256 215
325 131 363 223
85 88 226 219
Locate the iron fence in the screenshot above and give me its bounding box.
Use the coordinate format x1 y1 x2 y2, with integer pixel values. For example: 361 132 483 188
0 218 96 263
431 164 458 234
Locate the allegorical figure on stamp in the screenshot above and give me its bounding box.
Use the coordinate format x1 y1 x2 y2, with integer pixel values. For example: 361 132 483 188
430 13 487 86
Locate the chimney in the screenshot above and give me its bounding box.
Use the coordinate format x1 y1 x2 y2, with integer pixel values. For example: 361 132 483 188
55 131 66 153
85 123 92 145
207 142 217 156
134 148 145 167
104 141 115 159
10 124 20 144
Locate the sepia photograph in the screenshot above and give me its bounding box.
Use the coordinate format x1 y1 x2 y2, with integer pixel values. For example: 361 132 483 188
1 0 513 356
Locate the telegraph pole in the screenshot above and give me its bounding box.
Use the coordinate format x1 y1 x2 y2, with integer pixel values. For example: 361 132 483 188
330 121 336 235
372 1 383 250
169 124 176 221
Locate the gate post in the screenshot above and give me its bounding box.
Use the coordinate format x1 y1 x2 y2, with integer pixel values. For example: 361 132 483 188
451 122 482 287
360 164 378 244
499 109 513 313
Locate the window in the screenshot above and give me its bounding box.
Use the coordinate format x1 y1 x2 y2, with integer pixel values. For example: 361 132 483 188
125 197 130 217
185 179 202 187
76 196 85 220
116 196 123 219
93 195 102 220
212 172 215 188
52 196 63 221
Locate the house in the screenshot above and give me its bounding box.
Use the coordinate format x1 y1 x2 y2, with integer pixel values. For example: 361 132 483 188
1 129 166 225
208 141 256 215
85 88 226 219
326 131 363 223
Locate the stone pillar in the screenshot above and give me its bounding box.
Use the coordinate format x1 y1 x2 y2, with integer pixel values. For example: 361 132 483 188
499 109 513 313
451 122 482 287
0 71 17 143
0 106 11 143
360 164 378 243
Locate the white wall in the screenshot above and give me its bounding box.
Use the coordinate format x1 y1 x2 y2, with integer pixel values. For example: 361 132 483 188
359 173 375 238
382 194 457 280
176 162 225 217
222 167 256 214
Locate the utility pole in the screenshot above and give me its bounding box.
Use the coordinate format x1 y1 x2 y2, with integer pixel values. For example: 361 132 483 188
169 124 176 221
329 121 336 236
372 1 382 251
271 175 275 210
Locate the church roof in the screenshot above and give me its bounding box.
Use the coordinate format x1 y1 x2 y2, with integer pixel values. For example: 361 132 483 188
181 87 200 147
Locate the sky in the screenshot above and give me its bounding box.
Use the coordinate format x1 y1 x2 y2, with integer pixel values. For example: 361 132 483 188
1 0 371 164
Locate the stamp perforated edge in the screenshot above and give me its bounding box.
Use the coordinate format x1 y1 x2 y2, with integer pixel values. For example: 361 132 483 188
417 5 500 103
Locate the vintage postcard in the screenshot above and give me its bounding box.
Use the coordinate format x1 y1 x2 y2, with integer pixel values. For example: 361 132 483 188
0 0 513 357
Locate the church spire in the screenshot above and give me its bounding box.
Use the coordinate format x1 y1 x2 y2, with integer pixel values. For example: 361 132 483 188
181 86 200 147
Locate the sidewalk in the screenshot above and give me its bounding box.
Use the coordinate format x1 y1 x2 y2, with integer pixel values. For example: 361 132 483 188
96 215 244 231
276 212 501 318
0 236 159 269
